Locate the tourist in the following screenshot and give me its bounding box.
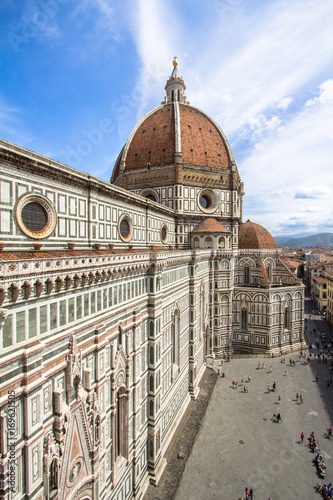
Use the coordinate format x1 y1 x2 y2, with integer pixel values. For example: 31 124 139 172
301 431 304 443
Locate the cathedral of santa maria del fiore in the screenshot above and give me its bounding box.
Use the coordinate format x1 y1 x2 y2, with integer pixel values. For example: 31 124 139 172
0 60 305 500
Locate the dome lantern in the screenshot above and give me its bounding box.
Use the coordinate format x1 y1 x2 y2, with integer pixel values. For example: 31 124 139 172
162 57 190 105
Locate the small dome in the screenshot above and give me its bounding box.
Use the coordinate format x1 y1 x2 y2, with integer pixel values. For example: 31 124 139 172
239 220 277 250
191 218 231 233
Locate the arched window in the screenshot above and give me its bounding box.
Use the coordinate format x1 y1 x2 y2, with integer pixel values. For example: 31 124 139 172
266 265 271 280
201 285 205 336
243 266 250 285
172 309 180 365
284 308 291 330
241 309 248 330
219 237 225 249
115 387 128 459
204 237 213 249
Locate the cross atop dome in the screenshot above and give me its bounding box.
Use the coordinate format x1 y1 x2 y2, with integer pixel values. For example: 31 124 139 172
162 58 190 105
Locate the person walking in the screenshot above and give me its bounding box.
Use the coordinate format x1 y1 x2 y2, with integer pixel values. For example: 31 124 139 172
249 488 253 499
245 486 249 499
301 431 304 443
300 394 303 403
296 392 299 402
278 395 281 403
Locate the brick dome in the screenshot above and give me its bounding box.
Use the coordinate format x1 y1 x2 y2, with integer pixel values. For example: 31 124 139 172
239 220 277 250
110 60 238 189
111 103 232 184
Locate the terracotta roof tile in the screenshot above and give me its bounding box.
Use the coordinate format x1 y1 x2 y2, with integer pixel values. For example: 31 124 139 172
239 220 277 250
0 248 178 261
191 218 231 233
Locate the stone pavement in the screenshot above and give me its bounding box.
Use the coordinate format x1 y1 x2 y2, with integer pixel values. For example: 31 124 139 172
144 369 218 500
145 292 333 500
174 295 333 500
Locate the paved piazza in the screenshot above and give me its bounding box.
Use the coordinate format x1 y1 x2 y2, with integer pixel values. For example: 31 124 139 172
175 299 333 500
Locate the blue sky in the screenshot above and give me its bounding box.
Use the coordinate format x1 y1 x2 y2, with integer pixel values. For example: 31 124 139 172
1 0 333 236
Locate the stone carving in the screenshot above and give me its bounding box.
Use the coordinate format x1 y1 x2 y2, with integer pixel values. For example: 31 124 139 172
0 308 8 328
66 335 82 402
86 392 102 449
43 432 60 499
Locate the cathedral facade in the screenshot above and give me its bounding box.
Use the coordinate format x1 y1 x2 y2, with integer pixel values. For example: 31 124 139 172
0 60 304 500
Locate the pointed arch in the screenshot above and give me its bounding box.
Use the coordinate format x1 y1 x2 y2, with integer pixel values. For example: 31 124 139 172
115 386 128 460
171 307 180 366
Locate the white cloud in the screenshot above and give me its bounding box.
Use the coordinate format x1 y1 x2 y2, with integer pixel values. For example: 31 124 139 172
294 185 330 199
300 206 321 213
127 0 180 118
240 84 333 234
119 0 333 235
277 97 293 110
306 79 333 106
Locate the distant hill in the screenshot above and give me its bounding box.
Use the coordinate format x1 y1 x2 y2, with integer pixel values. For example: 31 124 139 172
274 233 333 248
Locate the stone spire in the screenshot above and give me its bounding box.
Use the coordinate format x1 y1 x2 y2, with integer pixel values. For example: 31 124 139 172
162 57 189 105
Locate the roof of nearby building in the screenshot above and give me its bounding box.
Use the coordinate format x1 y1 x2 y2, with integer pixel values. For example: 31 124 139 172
238 220 277 250
191 218 231 233
312 276 327 284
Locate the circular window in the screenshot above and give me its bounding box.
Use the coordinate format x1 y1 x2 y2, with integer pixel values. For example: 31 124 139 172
118 215 133 242
16 194 57 239
198 189 218 213
161 225 168 243
199 195 210 209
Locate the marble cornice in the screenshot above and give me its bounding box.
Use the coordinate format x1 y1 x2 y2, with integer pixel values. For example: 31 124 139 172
0 250 193 305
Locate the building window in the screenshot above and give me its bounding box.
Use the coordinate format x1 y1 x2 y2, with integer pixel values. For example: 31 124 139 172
284 308 291 330
243 266 250 285
16 194 57 239
241 309 248 330
266 265 271 280
172 309 180 366
118 214 133 242
198 189 218 214
115 388 128 459
161 224 168 243
204 237 213 249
